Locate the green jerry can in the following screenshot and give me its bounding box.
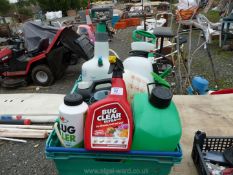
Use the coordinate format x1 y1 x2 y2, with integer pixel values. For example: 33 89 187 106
132 84 182 151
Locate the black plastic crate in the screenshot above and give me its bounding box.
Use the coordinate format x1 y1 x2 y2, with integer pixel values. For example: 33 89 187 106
191 131 233 175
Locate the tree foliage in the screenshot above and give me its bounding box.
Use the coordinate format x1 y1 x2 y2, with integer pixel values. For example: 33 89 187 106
17 0 36 7
0 0 91 17
36 0 85 12
12 0 34 18
0 0 12 16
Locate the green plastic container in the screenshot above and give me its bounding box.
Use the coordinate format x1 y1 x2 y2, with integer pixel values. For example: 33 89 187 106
132 93 182 151
46 131 182 175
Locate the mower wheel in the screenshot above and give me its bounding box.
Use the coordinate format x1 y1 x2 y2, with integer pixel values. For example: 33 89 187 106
31 65 54 86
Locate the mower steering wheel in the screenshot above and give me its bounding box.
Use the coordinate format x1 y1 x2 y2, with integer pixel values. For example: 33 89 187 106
132 30 156 44
9 37 24 50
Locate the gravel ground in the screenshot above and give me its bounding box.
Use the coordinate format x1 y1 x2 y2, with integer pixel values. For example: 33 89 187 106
0 26 233 175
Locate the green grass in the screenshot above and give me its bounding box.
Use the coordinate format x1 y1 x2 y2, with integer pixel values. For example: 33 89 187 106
205 10 221 23
210 40 233 59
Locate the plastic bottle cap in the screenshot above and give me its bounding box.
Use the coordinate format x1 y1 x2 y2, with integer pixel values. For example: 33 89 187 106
149 86 173 109
64 94 84 106
98 57 103 67
109 55 117 63
24 119 31 125
16 115 22 120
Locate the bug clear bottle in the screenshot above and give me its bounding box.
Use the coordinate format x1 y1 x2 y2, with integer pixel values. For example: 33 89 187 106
84 56 133 151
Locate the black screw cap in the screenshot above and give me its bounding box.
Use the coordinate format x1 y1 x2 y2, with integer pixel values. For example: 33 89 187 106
64 94 83 106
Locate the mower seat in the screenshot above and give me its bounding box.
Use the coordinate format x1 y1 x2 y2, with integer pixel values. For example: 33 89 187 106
28 38 49 57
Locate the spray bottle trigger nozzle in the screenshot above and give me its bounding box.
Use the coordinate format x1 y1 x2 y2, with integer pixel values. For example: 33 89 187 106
108 57 124 77
98 57 103 67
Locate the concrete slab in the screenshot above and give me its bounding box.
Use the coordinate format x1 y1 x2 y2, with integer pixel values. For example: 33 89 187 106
0 93 64 115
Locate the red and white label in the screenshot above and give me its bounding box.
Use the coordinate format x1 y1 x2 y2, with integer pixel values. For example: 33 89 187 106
91 102 129 149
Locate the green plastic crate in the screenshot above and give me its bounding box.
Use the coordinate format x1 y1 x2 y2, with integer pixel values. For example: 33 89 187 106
46 131 182 175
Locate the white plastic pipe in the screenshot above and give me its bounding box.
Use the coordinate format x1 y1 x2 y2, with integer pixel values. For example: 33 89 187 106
9 115 58 123
0 136 27 143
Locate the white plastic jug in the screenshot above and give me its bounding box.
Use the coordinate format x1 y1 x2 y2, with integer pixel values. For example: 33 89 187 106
123 56 154 82
123 70 151 102
131 42 155 52
81 36 111 84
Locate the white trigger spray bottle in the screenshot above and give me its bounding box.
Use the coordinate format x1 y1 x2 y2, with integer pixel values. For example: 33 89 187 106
81 8 113 88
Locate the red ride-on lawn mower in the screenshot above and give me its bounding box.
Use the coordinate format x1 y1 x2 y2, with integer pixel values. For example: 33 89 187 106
0 21 94 87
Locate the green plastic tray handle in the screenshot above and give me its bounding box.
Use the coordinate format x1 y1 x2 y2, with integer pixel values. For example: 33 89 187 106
132 30 156 44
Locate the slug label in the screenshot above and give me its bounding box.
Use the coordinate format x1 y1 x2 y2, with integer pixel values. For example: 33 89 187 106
91 102 130 149
60 124 76 142
59 116 84 148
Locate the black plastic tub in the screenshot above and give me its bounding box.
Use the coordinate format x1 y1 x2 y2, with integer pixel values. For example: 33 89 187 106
192 131 233 175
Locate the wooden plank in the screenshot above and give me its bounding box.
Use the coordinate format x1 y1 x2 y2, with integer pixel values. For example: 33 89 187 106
0 125 53 130
0 128 50 138
10 115 58 123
